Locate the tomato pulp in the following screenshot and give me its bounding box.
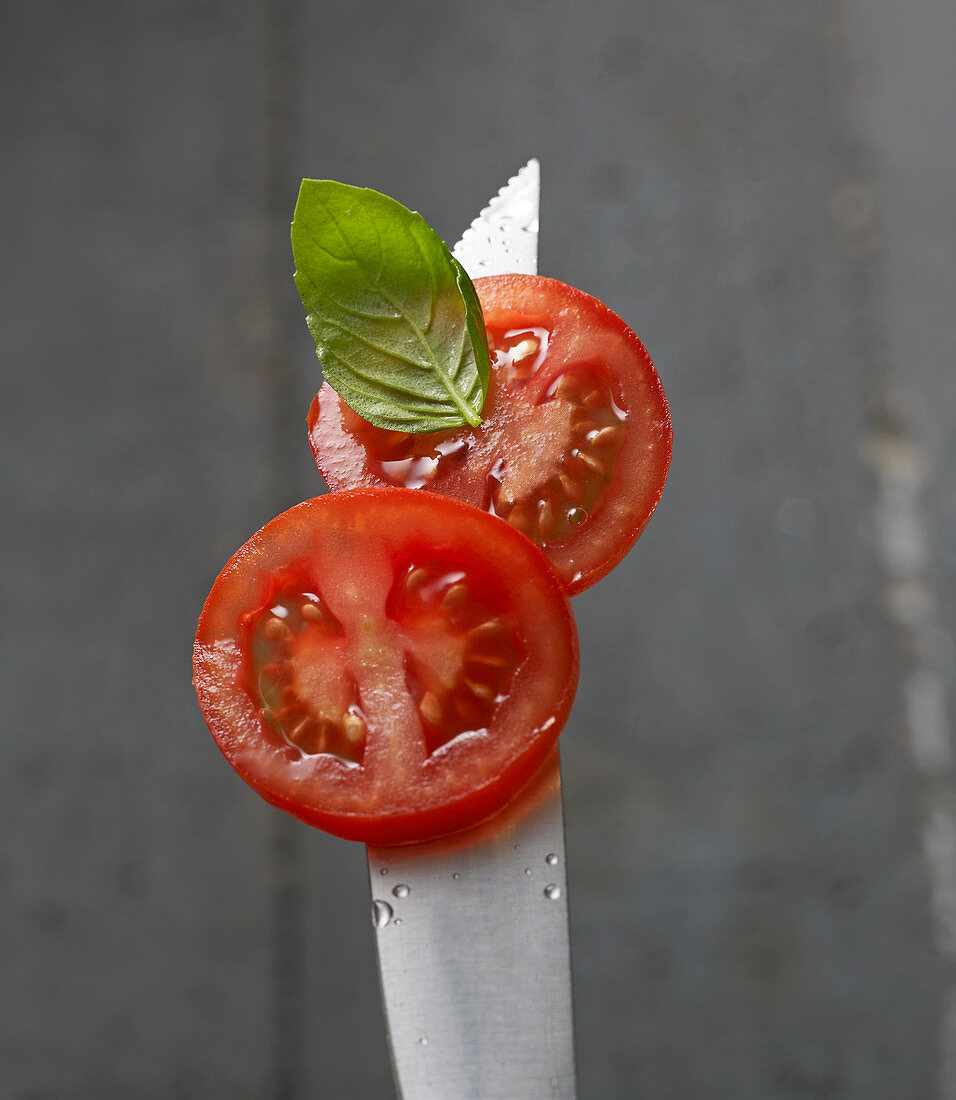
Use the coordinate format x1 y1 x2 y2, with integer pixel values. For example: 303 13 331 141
193 489 579 845
308 274 672 594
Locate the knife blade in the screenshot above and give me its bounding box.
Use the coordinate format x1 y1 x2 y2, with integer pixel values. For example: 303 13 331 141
452 157 540 277
366 159 578 1100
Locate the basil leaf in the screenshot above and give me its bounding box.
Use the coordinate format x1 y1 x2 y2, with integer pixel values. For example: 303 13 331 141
453 256 491 402
292 180 490 433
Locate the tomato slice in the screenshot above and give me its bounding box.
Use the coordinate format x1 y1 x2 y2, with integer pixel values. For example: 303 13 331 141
308 274 672 594
193 489 578 845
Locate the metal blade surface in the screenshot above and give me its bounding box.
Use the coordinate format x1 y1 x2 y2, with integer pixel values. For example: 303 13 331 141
368 753 575 1100
367 160 577 1099
452 158 539 277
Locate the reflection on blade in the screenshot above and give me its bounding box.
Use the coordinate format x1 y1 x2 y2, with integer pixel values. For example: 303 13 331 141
368 751 576 1100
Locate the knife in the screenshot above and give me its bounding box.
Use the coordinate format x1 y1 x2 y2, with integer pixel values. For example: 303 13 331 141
366 159 578 1100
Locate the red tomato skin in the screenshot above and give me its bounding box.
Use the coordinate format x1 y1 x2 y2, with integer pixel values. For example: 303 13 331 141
193 489 579 846
308 274 672 595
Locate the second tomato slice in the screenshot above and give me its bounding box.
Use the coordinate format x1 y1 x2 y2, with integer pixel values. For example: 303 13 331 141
309 274 672 594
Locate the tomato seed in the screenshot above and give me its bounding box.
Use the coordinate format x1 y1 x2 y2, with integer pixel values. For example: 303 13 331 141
468 620 507 644
343 713 366 744
405 567 429 593
591 425 622 448
300 602 324 622
575 450 605 476
552 374 578 400
289 717 313 744
511 338 538 361
264 616 292 643
440 583 469 614
494 483 516 508
507 502 534 536
419 691 443 726
466 651 509 669
538 499 556 537
465 679 495 701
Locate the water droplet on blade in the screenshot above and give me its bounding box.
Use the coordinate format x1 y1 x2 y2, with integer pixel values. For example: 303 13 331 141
544 884 562 901
546 853 558 866
392 883 410 899
372 899 393 928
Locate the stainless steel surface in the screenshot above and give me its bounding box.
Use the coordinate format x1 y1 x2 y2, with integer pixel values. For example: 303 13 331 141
452 158 539 277
368 754 575 1100
368 162 577 1099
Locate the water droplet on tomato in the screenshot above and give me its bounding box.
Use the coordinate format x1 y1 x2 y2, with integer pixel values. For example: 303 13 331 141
609 390 627 420
380 455 439 489
567 507 588 526
418 569 467 603
544 884 562 901
392 884 410 899
436 437 470 459
372 899 393 928
546 853 558 866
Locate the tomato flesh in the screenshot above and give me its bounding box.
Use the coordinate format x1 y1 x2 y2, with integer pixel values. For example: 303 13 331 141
193 489 578 845
308 274 672 594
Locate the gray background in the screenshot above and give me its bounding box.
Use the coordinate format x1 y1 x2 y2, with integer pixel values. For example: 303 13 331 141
2 1 954 1097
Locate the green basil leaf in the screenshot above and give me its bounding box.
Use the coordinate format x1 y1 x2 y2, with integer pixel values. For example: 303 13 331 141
292 180 490 433
453 256 491 402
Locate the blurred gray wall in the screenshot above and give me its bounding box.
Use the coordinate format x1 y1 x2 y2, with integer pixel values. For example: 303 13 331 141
2 1 954 1097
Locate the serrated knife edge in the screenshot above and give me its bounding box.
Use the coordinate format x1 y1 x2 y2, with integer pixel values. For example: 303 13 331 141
452 157 540 278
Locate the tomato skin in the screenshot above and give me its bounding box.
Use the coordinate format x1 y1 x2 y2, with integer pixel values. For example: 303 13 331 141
308 274 672 595
193 489 578 846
